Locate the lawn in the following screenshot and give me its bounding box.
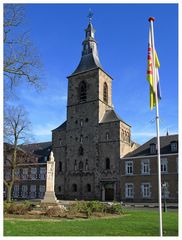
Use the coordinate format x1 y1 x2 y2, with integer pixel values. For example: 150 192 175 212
4 211 178 236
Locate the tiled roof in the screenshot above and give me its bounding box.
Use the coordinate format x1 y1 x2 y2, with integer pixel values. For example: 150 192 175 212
52 121 67 132
19 141 52 163
124 134 178 158
100 109 131 127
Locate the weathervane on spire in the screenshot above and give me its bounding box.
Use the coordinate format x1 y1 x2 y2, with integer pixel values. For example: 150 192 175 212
88 8 93 22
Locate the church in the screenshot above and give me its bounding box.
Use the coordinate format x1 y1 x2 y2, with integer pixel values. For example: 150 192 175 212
52 18 138 201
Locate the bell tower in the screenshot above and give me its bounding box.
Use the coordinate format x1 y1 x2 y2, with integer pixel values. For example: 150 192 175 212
53 12 132 201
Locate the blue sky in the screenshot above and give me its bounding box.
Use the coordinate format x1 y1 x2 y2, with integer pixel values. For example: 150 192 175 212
10 3 178 144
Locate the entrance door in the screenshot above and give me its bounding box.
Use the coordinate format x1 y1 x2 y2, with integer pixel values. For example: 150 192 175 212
105 188 114 201
104 183 114 201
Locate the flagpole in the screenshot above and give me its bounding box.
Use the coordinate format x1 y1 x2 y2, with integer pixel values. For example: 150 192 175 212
148 17 163 237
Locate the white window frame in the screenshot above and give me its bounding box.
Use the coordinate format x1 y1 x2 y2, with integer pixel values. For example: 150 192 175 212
125 160 133 175
5 169 11 181
31 167 37 180
141 183 151 198
15 168 20 179
150 144 156 154
39 167 46 180
162 182 169 199
171 142 177 152
125 183 134 198
21 185 28 198
39 185 45 198
13 184 19 198
30 185 36 198
161 158 168 173
22 168 28 180
141 159 150 175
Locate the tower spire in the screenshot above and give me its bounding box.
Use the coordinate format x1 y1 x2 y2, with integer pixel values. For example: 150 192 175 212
71 11 102 76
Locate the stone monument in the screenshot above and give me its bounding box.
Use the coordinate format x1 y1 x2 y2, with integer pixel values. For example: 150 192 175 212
41 151 58 203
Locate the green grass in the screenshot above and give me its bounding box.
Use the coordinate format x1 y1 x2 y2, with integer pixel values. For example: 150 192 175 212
4 211 178 236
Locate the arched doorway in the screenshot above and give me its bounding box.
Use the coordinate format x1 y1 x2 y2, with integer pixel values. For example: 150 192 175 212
102 182 115 201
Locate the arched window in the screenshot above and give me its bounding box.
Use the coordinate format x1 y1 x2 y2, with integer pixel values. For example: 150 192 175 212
80 135 83 144
79 161 83 171
106 132 109 140
59 161 62 172
103 82 108 103
72 184 77 192
106 158 110 170
85 159 89 171
86 184 91 192
78 146 84 156
74 160 77 171
79 81 87 102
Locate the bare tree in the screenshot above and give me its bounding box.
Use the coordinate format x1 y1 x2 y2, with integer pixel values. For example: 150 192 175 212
4 4 42 96
4 105 33 202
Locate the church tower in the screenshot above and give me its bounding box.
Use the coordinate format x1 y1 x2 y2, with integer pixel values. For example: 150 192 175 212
52 15 133 201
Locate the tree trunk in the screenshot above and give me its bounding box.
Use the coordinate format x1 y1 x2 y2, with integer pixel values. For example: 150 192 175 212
7 185 12 202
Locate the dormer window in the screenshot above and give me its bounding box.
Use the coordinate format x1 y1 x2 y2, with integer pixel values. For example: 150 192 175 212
171 141 177 152
150 143 156 154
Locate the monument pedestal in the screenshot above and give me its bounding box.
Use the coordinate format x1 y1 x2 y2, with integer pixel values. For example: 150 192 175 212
41 191 58 204
41 151 59 204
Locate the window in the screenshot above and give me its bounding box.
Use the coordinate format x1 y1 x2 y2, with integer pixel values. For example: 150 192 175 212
105 158 110 170
161 158 168 173
79 81 87 102
31 167 37 180
106 132 109 140
15 168 20 179
162 182 169 199
39 185 45 198
21 185 28 198
78 146 84 156
39 167 46 180
5 169 11 181
80 119 83 127
59 161 62 172
13 184 19 198
44 156 47 162
141 183 151 198
79 161 83 171
125 183 134 198
22 168 28 180
74 160 77 171
58 186 61 192
125 161 133 175
171 141 177 152
141 159 150 175
85 118 88 122
103 82 108 103
86 184 91 192
80 135 83 144
85 159 89 171
30 185 36 198
150 143 156 154
59 139 62 145
72 184 77 192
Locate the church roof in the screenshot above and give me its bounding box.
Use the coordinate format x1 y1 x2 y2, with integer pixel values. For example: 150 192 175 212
100 109 131 127
70 20 103 76
52 121 67 132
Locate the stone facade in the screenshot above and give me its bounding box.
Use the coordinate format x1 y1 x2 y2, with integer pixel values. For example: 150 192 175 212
52 20 136 201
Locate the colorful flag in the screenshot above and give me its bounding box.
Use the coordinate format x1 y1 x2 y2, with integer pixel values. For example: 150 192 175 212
147 28 161 109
